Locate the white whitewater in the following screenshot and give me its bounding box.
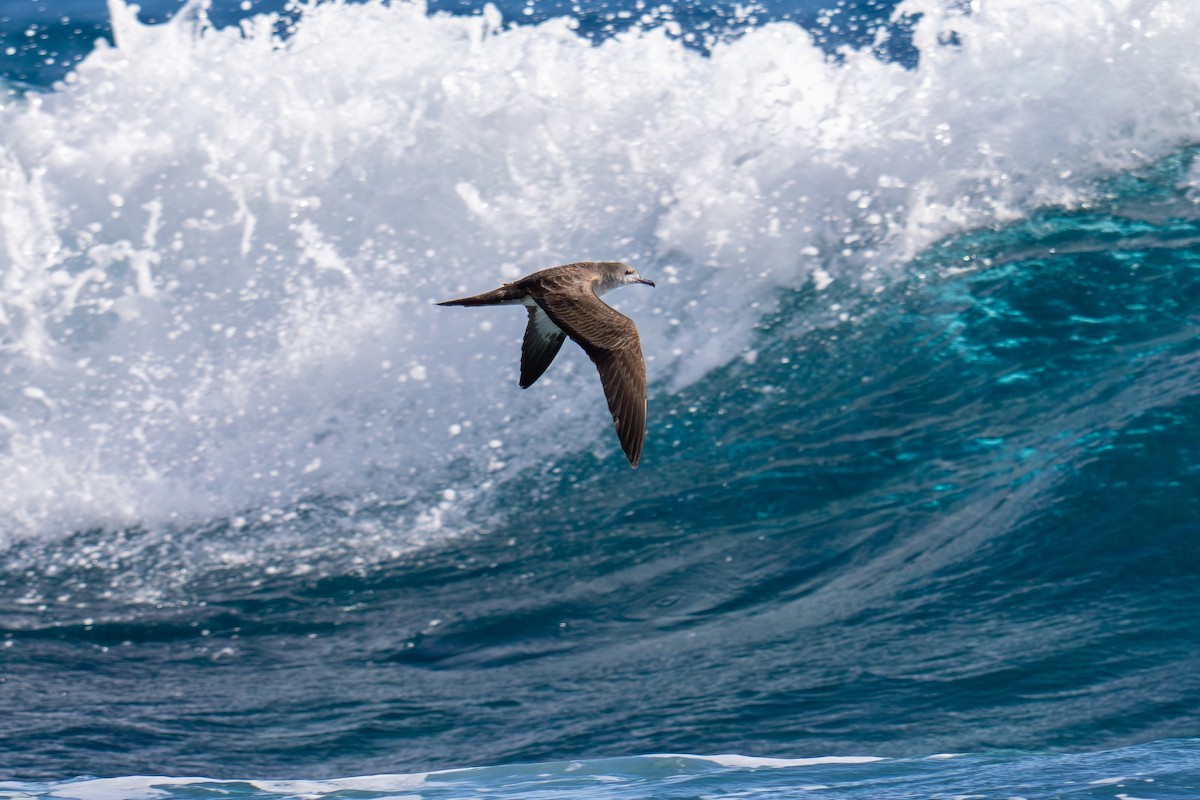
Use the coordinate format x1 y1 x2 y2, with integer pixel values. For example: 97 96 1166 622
0 0 1197 550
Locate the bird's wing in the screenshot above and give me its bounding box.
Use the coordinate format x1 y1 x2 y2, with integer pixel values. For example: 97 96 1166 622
520 305 567 389
530 278 647 468
588 344 647 468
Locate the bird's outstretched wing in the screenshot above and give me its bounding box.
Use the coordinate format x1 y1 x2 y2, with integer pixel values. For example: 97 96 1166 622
520 305 567 389
529 276 647 468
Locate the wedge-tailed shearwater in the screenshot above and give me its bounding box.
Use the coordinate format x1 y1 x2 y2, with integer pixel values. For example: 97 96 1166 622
438 261 655 468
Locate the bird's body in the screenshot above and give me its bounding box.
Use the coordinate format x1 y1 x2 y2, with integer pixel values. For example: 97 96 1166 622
438 262 655 468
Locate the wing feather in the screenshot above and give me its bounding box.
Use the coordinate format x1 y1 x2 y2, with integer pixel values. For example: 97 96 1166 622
520 305 566 388
530 280 647 468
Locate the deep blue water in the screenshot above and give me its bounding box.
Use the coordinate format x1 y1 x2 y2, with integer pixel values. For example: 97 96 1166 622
0 0 911 86
2 0 1200 796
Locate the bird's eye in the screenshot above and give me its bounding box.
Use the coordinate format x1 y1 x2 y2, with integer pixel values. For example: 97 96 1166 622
625 269 634 275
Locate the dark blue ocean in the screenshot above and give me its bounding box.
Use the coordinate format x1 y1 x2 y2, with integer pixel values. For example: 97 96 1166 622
2 0 1200 797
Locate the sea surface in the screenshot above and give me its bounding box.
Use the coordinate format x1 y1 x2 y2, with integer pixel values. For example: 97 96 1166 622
2 0 1200 796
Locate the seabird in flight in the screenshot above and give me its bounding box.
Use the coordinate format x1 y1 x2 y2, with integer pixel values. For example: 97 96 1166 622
438 261 655 468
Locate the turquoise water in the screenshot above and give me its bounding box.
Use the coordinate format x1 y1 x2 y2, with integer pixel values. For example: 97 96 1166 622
7 746 1200 799
2 0 1200 796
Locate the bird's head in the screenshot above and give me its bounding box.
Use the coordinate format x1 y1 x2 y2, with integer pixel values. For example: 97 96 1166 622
598 261 655 292
623 264 656 288
587 262 656 296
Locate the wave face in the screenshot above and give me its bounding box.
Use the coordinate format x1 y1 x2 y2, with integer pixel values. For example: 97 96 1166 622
2 0 1200 783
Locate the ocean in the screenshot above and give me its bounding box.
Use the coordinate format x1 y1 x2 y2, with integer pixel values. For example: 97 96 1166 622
2 0 1200 796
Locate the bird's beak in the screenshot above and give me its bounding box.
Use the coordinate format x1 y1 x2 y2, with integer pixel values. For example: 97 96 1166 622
638 277 656 288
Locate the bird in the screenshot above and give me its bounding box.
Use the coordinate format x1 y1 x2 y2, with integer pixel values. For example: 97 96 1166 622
437 261 655 468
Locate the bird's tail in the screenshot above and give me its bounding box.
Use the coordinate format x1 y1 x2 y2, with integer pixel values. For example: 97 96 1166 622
436 284 523 307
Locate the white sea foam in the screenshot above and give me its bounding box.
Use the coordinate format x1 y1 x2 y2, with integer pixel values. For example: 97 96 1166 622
46 776 209 800
36 773 429 800
688 753 884 768
1 0 1198 548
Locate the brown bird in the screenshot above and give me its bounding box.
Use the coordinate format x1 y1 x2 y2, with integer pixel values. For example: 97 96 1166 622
438 261 655 468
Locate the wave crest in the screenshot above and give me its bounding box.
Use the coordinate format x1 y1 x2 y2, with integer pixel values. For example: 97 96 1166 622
0 0 1197 544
